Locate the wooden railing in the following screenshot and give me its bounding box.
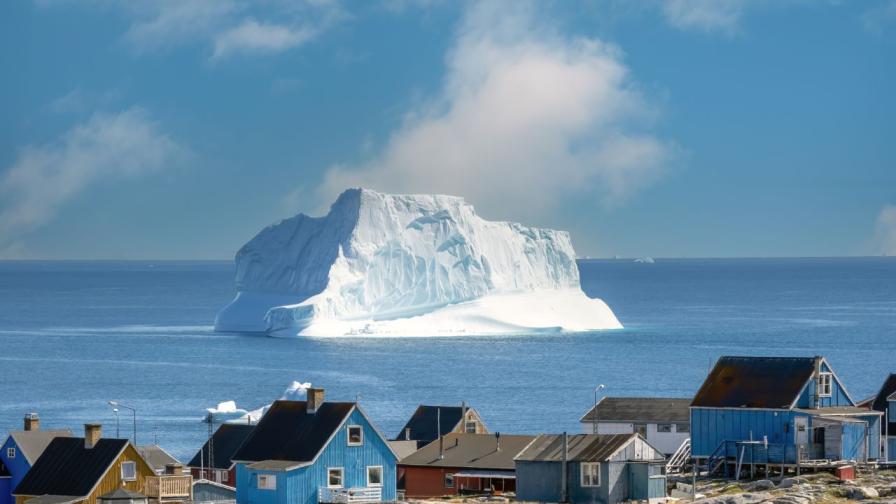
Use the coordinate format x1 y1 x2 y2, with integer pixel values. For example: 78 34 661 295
318 487 382 503
145 475 193 499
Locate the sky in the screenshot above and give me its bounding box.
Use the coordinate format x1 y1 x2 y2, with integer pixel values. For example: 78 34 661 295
1 0 894 260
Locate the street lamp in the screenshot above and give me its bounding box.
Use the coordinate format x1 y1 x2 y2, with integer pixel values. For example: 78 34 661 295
108 401 136 445
112 408 120 438
593 384 605 434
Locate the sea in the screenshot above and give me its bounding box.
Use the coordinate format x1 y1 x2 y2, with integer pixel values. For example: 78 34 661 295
0 257 894 461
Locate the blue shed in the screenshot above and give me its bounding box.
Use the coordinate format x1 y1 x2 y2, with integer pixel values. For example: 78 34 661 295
863 373 896 462
231 389 397 504
515 433 667 504
690 356 883 471
0 414 72 504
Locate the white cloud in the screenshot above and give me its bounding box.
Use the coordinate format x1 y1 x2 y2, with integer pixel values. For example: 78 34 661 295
0 108 187 249
314 1 671 220
874 205 896 255
123 0 241 51
661 0 744 33
212 19 315 60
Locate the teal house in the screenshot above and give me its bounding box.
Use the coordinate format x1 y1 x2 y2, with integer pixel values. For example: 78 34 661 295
231 389 397 504
691 356 882 471
514 433 667 504
0 414 71 504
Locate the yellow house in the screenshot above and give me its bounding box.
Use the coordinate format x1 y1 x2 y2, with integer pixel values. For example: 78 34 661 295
12 424 176 504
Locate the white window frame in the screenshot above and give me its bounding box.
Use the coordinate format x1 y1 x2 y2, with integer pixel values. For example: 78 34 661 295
444 473 454 488
257 474 277 490
367 465 383 487
656 423 673 433
6 447 15 459
347 425 363 446
819 372 833 397
121 461 137 481
328 467 344 488
581 462 601 487
464 421 477 433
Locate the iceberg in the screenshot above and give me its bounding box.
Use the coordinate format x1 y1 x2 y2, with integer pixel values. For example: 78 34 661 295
215 188 621 336
204 381 312 424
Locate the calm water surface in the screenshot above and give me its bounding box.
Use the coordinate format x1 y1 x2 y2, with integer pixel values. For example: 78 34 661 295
0 258 893 460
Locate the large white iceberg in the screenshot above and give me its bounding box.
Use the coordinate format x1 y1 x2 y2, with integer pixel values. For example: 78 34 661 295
215 188 621 336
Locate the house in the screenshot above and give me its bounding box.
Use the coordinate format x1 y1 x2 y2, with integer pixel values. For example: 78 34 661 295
398 433 535 498
514 433 667 504
187 424 254 486
137 446 180 476
579 397 691 455
862 373 896 462
0 413 72 504
393 404 487 449
690 356 883 469
191 480 236 504
12 424 162 504
231 388 397 504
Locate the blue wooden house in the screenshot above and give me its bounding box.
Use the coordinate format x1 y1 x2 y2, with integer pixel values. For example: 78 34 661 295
0 414 71 504
862 373 896 462
691 356 883 470
515 433 667 504
231 389 397 504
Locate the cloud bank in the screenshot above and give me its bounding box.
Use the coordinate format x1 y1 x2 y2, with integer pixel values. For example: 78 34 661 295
874 205 896 255
314 1 671 220
0 108 187 253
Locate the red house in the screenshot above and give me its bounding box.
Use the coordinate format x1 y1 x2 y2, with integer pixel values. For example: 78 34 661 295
187 423 254 487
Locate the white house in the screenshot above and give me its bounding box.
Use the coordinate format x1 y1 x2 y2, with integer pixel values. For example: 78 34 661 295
579 397 690 455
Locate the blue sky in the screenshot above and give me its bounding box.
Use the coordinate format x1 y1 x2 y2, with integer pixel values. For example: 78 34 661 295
1 0 894 259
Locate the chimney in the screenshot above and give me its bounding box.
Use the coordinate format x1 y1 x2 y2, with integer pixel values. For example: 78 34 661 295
24 412 39 431
165 464 183 476
84 424 102 449
495 432 501 451
307 388 325 414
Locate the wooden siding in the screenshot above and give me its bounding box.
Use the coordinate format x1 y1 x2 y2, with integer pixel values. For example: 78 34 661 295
796 362 853 408
400 466 456 498
2 437 31 504
15 444 155 504
690 408 796 458
888 437 896 461
237 407 396 504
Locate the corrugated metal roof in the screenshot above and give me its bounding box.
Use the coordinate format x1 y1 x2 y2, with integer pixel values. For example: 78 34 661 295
691 356 818 408
187 423 254 469
393 405 464 444
23 495 81 504
399 433 534 470
453 470 515 479
580 397 690 423
136 445 179 473
231 400 354 463
796 407 883 416
13 438 128 498
98 488 146 500
514 434 634 462
246 460 303 471
8 430 73 465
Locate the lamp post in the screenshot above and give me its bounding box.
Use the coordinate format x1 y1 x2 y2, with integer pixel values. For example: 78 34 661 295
593 384 605 434
108 401 136 445
112 408 120 438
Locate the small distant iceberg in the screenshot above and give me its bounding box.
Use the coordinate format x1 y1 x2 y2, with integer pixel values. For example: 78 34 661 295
633 257 655 264
205 381 312 424
215 188 622 337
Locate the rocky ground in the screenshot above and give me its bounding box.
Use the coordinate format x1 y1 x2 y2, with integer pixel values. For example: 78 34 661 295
688 469 896 503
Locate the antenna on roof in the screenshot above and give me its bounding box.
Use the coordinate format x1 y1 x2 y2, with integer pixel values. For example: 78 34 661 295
204 412 216 481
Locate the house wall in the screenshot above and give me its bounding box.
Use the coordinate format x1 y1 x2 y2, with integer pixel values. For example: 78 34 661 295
193 482 236 503
840 422 867 461
587 423 689 456
690 408 796 459
15 444 154 504
191 467 236 487
237 408 396 504
887 437 896 462
857 415 880 461
400 466 458 498
1 437 30 504
514 461 562 503
795 362 853 409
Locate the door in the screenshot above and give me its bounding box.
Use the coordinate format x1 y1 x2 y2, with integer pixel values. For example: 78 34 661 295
795 417 809 459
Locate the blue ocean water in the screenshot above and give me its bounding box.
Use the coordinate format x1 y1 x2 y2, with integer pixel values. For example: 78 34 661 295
0 258 894 461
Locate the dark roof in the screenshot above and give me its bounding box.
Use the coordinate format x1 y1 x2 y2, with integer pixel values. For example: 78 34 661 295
691 356 819 409
137 445 179 473
399 433 535 470
869 374 896 433
581 397 690 423
98 488 146 501
231 400 354 463
14 438 129 498
8 430 73 465
394 405 465 444
187 423 255 469
22 496 82 504
515 434 639 462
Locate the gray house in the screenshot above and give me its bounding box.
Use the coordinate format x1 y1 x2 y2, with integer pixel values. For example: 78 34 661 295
514 433 666 504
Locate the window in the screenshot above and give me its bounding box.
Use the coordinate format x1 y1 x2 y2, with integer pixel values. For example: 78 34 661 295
675 423 690 433
465 421 478 433
6 447 15 459
819 373 833 397
656 423 672 433
257 474 276 490
444 473 454 488
581 462 601 487
347 425 363 446
367 466 383 487
634 424 647 437
121 461 137 481
328 468 344 488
